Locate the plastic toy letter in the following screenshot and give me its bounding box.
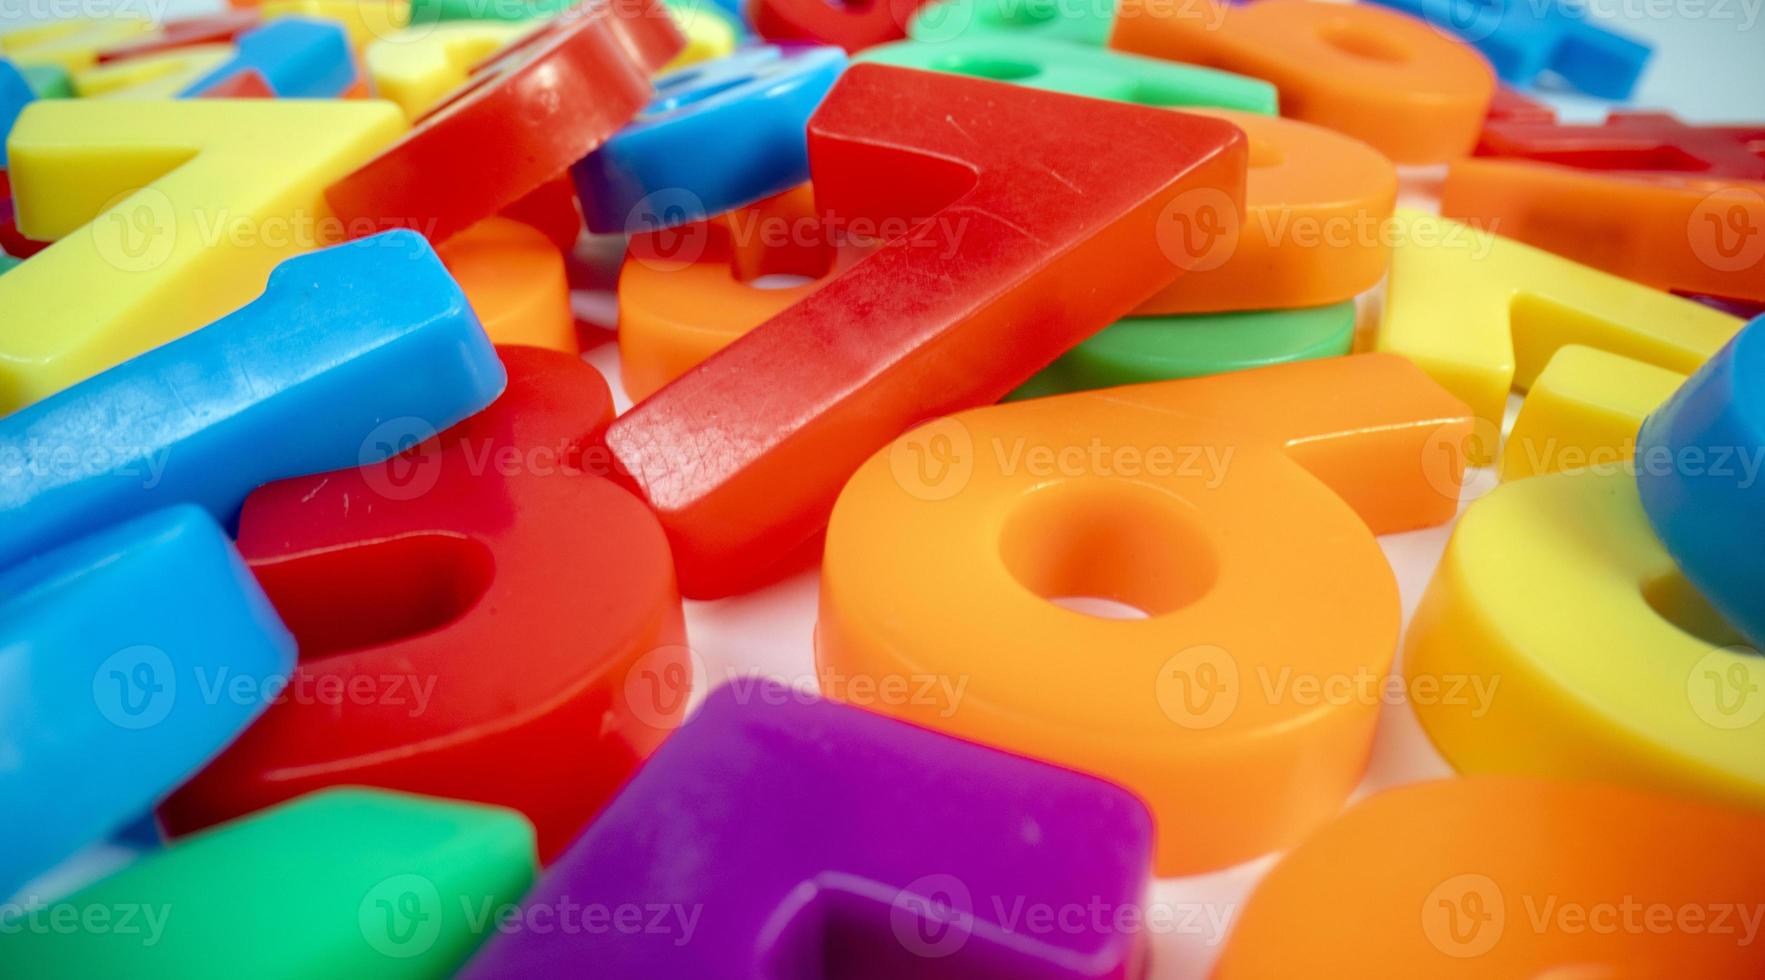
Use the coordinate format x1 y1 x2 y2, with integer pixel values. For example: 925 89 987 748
1109 0 1493 164
160 348 688 861
818 354 1476 873
323 0 682 244
1405 468 1765 809
1364 0 1650 98
2 789 536 979
0 97 404 411
1215 777 1765 977
603 64 1247 598
1375 210 1741 460
0 506 294 899
458 683 1155 978
572 44 847 233
0 231 506 570
1638 314 1765 649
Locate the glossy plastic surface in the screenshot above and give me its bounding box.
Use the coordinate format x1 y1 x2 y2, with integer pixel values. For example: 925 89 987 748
0 506 294 899
160 348 688 861
5 789 535 979
460 683 1155 978
1637 314 1765 648
572 44 847 233
604 64 1246 597
0 231 505 570
324 0 682 244
819 355 1473 873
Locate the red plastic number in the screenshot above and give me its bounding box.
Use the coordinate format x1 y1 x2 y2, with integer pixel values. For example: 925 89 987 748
604 64 1246 597
160 347 689 860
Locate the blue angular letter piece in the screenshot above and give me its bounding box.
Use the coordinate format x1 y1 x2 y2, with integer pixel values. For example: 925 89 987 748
182 18 356 98
0 229 506 569
1365 0 1650 99
573 44 847 234
1638 313 1765 649
0 505 295 898
0 58 34 169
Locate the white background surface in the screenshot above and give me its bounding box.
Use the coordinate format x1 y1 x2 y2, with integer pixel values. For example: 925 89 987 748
4 0 1761 974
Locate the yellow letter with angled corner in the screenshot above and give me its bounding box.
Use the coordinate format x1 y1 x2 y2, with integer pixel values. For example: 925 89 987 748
1376 209 1741 463
0 99 405 412
1500 345 1687 481
1405 467 1764 811
71 45 238 99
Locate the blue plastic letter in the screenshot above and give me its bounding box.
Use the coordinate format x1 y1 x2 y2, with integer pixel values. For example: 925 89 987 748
1365 0 1650 99
184 18 356 98
0 505 295 896
572 44 847 233
1638 313 1765 648
0 229 506 568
